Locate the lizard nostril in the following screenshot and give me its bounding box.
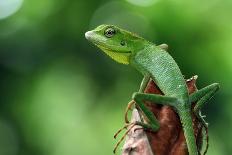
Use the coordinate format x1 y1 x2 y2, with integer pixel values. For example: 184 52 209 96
120 40 126 46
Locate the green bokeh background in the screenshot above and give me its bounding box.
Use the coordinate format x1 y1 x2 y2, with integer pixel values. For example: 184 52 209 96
0 0 231 154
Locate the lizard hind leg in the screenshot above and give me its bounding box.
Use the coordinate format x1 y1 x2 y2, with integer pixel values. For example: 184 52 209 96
189 83 220 155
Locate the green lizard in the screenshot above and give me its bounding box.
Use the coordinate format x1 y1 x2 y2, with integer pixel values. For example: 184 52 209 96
85 24 219 155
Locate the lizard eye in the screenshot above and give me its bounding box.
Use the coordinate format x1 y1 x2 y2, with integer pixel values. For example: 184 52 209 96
104 27 116 38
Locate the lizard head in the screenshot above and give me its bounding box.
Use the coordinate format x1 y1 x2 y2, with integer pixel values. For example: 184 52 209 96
85 24 147 64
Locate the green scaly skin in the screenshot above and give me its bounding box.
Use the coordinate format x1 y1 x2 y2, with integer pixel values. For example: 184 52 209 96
85 25 220 155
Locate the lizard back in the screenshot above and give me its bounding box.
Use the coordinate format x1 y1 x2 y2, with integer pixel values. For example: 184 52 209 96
131 45 189 103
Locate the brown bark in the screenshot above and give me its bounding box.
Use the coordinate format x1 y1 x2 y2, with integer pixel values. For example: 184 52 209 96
122 76 203 155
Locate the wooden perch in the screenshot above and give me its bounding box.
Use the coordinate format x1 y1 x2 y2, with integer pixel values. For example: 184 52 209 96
122 76 204 155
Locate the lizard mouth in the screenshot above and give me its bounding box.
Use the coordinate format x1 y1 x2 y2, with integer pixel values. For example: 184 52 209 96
96 44 131 54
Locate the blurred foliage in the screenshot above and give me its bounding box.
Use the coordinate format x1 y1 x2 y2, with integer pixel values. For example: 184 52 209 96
0 0 231 154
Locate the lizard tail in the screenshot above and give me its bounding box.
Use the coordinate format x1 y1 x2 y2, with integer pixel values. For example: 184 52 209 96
179 108 198 155
203 125 209 155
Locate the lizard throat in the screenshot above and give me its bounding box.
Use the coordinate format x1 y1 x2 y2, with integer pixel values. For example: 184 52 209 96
96 44 131 65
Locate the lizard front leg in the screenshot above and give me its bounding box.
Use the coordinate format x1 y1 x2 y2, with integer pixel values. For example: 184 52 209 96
132 92 178 131
124 75 150 123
